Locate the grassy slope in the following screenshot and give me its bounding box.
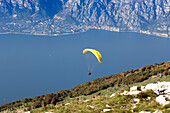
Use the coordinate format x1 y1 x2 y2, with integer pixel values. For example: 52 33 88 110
1 61 170 112
3 75 170 113
32 76 170 113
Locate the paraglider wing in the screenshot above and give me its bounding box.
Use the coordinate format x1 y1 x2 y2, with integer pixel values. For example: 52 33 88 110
83 49 102 63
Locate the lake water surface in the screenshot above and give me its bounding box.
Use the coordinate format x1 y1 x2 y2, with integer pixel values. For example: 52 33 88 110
0 30 170 105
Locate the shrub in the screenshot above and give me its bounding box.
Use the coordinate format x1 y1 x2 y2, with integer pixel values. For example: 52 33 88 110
137 90 157 99
13 103 22 108
137 86 141 91
27 98 33 102
51 97 59 105
164 103 170 109
32 101 41 108
41 101 46 107
137 92 148 99
140 67 146 72
45 94 53 104
163 71 168 76
22 98 29 103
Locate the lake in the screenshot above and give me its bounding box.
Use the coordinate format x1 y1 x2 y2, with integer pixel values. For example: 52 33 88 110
0 30 170 105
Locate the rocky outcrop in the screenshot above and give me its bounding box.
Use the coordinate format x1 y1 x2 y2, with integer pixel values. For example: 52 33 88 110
117 82 170 106
139 110 162 113
142 82 170 95
156 95 170 106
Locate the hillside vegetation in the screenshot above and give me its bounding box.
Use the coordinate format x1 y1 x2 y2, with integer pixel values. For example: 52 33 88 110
1 61 170 112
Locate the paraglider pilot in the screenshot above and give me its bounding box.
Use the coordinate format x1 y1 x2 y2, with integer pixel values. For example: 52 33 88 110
83 48 102 76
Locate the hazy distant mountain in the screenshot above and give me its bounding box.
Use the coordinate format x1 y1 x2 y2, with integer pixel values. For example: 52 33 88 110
0 0 169 37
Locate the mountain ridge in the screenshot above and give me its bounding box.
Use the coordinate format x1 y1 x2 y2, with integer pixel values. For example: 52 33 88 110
0 0 169 37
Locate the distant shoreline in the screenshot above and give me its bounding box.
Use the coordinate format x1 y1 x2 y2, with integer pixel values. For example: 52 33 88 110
0 29 169 38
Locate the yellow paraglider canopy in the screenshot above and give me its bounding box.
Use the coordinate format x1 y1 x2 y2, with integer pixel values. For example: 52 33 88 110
83 48 102 63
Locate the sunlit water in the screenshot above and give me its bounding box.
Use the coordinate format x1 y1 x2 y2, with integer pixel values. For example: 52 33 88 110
0 30 170 105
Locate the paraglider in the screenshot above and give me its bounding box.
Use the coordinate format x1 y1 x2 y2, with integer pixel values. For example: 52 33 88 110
83 48 102 75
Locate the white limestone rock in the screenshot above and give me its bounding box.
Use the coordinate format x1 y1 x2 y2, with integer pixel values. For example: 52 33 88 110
153 110 163 113
106 104 111 107
65 103 70 105
139 111 151 113
103 109 112 112
25 111 31 113
133 98 140 104
110 93 115 97
130 86 138 92
144 82 170 95
84 99 89 102
156 95 170 106
128 91 141 95
88 105 94 108
141 86 145 91
121 91 128 95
